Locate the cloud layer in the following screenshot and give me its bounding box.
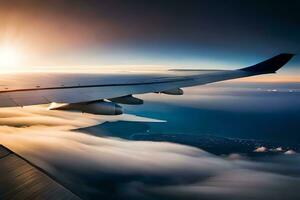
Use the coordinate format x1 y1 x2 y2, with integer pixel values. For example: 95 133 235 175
0 105 299 200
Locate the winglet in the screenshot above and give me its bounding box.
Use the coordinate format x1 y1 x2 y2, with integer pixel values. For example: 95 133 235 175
240 53 294 73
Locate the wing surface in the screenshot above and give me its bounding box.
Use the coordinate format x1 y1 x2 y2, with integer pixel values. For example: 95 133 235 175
0 53 294 107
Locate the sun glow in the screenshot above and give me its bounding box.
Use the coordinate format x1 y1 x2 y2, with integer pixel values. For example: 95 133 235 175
0 44 23 68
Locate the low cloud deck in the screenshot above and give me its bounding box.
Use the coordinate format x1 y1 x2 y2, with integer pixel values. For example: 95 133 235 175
0 145 81 200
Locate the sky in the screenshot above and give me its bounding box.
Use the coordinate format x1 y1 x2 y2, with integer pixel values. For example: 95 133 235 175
0 0 299 80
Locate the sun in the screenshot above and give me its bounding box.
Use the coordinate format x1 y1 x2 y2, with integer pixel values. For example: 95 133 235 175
0 44 23 67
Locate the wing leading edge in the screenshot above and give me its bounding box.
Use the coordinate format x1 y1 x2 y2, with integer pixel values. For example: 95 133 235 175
0 53 294 108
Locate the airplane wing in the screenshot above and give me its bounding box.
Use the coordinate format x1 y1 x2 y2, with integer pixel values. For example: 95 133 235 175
0 53 294 108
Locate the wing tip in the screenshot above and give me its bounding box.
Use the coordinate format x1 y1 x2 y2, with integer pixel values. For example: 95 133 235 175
240 53 295 73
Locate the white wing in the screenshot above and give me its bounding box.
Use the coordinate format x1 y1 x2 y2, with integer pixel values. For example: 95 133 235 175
0 53 294 107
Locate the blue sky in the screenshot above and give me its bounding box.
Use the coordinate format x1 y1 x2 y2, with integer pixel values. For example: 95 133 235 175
0 0 299 77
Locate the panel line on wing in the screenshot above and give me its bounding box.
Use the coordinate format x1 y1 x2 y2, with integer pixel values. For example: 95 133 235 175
0 77 190 94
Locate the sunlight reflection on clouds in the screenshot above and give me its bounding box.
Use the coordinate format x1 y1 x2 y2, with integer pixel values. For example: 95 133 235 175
0 104 299 200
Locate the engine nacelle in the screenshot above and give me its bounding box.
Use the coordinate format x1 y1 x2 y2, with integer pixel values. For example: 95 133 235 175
161 88 183 95
51 101 123 115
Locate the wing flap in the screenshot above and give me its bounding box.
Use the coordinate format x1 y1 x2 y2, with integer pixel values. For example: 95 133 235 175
0 98 18 107
12 96 50 106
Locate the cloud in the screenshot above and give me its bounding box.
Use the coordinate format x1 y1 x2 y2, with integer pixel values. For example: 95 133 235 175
254 146 268 152
0 105 300 200
285 150 296 155
272 147 284 152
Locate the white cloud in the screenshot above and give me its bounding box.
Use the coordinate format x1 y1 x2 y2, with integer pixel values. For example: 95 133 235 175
254 146 268 152
285 150 296 155
0 105 300 200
